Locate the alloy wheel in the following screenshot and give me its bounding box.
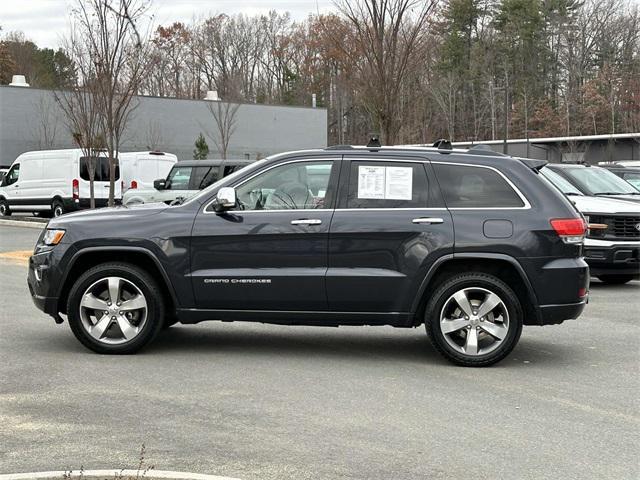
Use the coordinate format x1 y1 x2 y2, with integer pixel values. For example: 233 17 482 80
439 287 509 356
79 276 148 345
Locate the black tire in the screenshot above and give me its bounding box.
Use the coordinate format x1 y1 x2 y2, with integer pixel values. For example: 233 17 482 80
425 272 523 367
0 199 11 217
597 275 634 285
51 199 64 218
66 262 165 354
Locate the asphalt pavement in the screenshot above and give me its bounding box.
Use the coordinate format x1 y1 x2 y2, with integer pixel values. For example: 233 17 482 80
1 224 639 479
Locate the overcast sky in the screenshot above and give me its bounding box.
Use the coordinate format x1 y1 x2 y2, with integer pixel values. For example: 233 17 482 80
1 0 336 49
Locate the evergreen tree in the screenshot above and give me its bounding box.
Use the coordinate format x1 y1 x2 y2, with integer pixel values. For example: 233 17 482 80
193 133 209 160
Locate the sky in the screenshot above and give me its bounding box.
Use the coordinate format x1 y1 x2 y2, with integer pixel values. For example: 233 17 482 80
0 0 336 49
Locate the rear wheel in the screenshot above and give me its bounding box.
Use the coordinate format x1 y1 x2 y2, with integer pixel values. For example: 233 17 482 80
0 199 11 217
66 262 165 354
51 199 64 218
597 275 634 285
425 272 523 367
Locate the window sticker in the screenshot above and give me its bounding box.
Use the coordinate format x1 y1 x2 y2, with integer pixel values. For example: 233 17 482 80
357 165 413 200
357 165 386 199
385 166 413 200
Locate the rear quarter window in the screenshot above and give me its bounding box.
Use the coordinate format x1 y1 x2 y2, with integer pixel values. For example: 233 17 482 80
434 163 524 208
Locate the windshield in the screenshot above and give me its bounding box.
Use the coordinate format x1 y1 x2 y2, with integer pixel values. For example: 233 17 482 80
180 158 270 206
561 166 640 195
540 167 583 195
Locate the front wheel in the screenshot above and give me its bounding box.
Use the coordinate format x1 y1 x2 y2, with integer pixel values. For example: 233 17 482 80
66 262 165 354
425 273 523 367
0 199 11 217
597 275 634 285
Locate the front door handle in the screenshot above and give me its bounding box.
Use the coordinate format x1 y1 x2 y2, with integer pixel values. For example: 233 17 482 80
291 218 322 226
412 217 444 225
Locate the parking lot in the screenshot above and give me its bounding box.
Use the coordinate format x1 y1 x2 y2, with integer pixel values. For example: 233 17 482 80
1 223 639 479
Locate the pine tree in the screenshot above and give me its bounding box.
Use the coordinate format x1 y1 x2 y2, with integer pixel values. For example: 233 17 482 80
193 133 209 160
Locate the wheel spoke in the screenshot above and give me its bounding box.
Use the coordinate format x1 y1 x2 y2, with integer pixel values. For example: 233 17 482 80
107 277 121 304
464 327 479 355
479 321 508 340
452 290 473 317
80 293 108 311
90 315 112 340
476 292 502 319
116 315 138 340
120 294 146 311
441 317 470 334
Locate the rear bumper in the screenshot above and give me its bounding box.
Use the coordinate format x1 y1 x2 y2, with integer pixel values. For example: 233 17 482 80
584 239 640 277
538 300 587 325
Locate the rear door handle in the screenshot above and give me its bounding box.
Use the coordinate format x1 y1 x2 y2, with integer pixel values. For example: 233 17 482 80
412 217 444 225
291 219 322 225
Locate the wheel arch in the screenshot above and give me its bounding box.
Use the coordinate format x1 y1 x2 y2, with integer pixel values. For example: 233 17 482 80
412 253 541 326
57 247 179 315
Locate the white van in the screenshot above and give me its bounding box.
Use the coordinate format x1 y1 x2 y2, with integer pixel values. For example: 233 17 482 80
119 151 178 192
0 149 122 217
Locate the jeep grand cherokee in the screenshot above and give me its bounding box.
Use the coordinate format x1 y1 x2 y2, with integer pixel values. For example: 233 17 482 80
28 144 589 366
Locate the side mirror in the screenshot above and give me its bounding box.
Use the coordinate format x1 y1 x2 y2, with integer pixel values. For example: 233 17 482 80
153 179 166 190
211 187 236 212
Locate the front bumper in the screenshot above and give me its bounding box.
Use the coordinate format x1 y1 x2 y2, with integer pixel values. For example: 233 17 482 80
584 238 640 277
27 249 65 321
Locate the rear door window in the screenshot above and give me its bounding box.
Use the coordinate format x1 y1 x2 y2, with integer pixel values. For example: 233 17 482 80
190 166 218 190
80 157 120 181
345 160 429 209
433 163 525 208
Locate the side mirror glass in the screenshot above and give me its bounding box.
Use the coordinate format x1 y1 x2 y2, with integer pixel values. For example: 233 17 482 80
212 187 236 212
153 179 166 190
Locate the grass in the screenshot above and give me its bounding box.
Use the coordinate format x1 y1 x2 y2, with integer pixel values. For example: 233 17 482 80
62 444 155 480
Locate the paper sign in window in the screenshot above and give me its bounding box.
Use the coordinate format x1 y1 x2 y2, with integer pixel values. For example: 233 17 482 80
385 167 412 200
357 165 413 200
357 165 386 199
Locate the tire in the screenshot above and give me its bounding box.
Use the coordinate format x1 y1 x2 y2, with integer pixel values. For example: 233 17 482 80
66 262 165 354
51 199 64 218
0 199 11 217
425 272 523 367
597 275 634 285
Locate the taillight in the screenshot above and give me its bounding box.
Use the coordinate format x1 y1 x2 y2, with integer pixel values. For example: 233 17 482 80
130 180 138 189
550 218 587 244
72 179 79 200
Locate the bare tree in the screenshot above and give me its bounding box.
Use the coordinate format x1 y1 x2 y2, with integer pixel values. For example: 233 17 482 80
201 99 240 160
54 22 105 209
69 0 152 207
33 95 59 149
330 0 436 144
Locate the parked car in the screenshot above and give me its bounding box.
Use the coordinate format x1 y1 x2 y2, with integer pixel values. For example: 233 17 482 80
600 164 640 190
28 144 589 366
118 151 177 192
541 167 639 284
0 149 122 217
545 163 640 203
122 159 252 206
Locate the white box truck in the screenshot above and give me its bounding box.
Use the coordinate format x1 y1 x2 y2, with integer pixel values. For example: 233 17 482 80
0 149 122 217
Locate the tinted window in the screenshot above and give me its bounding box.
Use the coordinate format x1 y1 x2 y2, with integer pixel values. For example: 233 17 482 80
190 166 217 190
434 164 524 208
346 161 429 209
80 157 119 181
234 161 334 210
4 164 19 185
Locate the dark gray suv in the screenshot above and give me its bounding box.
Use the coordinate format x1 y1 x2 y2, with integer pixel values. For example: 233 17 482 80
28 144 589 366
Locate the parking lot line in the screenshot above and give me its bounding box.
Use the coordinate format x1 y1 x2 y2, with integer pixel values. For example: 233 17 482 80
0 250 32 263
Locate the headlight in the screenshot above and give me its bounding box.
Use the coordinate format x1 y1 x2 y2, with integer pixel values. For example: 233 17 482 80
42 229 66 246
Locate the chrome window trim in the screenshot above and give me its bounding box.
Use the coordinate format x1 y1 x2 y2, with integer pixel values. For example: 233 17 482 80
430 160 531 210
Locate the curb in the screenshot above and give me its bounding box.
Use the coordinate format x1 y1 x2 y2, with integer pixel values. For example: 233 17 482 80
0 219 46 229
0 471 241 480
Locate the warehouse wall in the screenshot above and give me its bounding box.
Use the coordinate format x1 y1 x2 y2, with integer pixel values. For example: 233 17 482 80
0 86 328 167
